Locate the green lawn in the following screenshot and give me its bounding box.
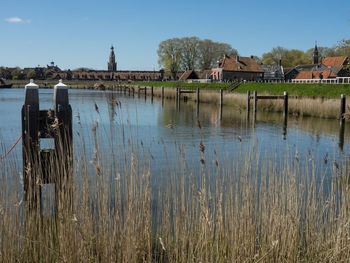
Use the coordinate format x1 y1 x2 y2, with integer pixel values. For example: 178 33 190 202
234 82 350 99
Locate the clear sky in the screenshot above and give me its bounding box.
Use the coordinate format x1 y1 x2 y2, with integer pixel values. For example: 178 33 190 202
1 0 349 70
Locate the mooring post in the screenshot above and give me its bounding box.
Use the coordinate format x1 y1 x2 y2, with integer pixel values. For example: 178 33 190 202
175 87 179 102
161 86 164 106
54 80 73 210
196 87 200 117
128 86 131 96
137 86 140 97
340 94 346 124
22 79 40 208
219 89 223 120
247 90 250 112
151 86 154 98
283 91 288 118
253 91 257 114
220 89 223 106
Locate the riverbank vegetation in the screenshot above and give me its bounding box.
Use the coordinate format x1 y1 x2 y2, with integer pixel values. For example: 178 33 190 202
0 110 349 262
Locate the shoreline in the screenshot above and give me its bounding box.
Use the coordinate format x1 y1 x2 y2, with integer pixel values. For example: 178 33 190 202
7 80 350 119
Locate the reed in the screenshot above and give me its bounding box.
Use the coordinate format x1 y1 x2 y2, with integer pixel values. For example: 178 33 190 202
0 108 349 262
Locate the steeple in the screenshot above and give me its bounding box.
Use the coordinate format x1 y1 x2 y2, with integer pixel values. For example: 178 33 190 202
313 41 319 65
108 45 117 72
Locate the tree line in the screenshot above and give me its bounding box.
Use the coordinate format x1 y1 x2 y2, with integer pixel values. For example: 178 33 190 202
157 37 238 78
158 37 350 76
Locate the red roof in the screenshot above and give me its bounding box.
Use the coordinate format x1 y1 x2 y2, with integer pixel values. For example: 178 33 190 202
295 70 337 79
321 56 347 68
218 55 264 73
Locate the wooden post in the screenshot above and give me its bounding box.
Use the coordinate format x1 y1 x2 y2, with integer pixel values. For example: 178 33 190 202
253 91 257 114
247 90 250 112
175 87 179 102
144 86 147 98
161 86 164 106
151 86 154 98
137 86 140 97
283 91 288 118
220 89 223 106
22 79 40 208
53 80 73 210
340 94 346 124
196 87 200 117
178 87 181 102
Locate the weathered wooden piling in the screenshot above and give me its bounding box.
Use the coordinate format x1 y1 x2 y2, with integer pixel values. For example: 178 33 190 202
253 91 257 114
151 86 154 98
220 89 223 106
161 86 164 106
137 86 140 97
247 91 250 112
283 91 288 118
340 94 346 124
196 88 200 117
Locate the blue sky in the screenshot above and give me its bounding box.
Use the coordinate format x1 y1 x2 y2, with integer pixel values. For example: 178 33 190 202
1 0 349 70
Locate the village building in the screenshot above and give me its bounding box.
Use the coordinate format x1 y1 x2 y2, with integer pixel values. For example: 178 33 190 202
260 60 284 81
179 70 211 82
211 55 264 82
286 43 350 81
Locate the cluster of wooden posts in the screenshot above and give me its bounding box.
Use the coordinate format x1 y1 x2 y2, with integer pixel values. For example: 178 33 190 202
22 79 72 211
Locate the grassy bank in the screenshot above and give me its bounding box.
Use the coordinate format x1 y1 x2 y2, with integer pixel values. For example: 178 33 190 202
0 112 349 262
235 82 350 99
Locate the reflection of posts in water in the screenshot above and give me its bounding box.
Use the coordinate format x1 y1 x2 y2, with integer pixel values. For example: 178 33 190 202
196 87 200 117
161 86 164 107
219 89 223 120
22 79 73 212
339 122 345 151
282 115 287 139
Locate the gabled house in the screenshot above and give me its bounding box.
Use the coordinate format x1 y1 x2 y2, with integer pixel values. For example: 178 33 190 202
261 61 284 81
211 55 264 81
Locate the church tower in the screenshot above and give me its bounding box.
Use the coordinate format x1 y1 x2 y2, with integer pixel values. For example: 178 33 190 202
313 42 319 65
108 46 117 72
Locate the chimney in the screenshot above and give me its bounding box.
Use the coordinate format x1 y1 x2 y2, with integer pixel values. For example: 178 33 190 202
236 55 240 62
250 55 254 59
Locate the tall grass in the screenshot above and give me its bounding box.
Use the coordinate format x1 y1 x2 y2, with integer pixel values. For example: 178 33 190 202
0 109 349 262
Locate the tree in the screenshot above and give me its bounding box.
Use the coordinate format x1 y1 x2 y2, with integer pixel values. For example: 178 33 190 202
262 47 311 67
26 69 36 79
157 38 182 79
11 67 23 80
336 39 350 57
197 39 238 71
0 67 11 79
262 46 288 65
179 37 200 70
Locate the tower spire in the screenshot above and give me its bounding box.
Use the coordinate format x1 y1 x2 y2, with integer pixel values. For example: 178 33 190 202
108 45 117 72
313 41 319 65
